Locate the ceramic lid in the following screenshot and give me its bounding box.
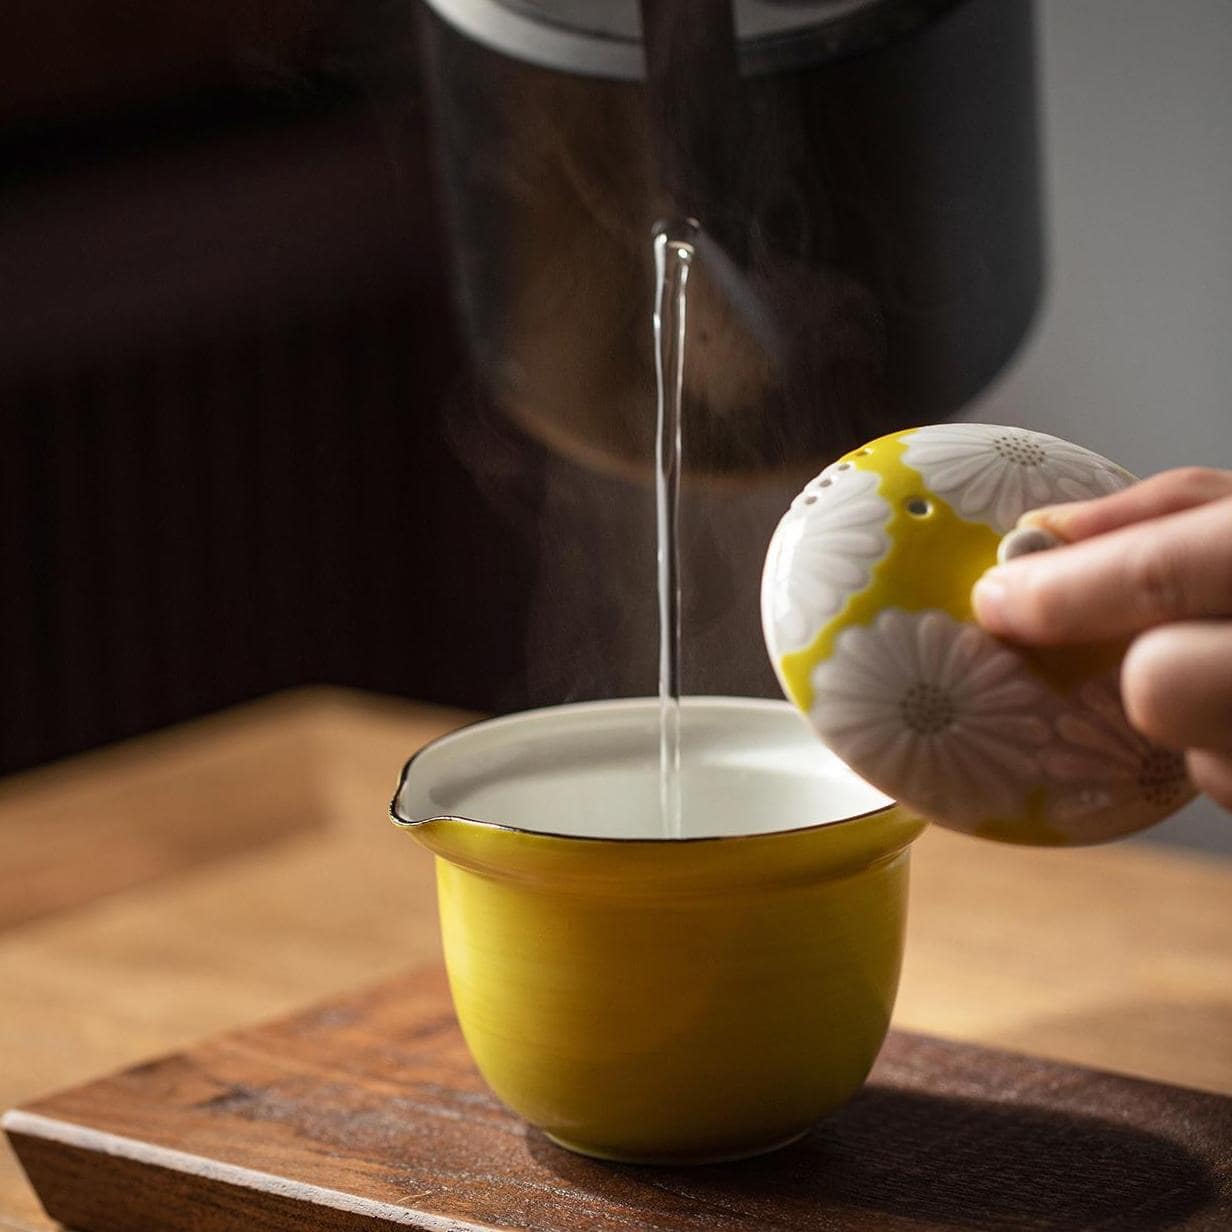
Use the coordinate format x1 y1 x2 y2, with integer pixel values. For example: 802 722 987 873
761 423 1196 845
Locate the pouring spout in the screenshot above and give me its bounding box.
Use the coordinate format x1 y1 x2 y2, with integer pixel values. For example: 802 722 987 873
390 741 525 866
389 807 566 884
389 808 483 861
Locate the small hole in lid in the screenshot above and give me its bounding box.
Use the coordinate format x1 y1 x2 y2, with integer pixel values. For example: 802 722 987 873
803 494 818 505
836 462 852 471
905 497 931 517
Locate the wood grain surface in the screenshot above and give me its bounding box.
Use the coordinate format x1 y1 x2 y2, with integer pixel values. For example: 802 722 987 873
8 968 1232 1232
0 692 338 932
3 688 1232 1231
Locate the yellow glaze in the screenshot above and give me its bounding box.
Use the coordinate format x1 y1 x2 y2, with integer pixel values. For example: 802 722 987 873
779 430 1124 713
401 805 925 1164
780 431 1001 711
767 427 1178 844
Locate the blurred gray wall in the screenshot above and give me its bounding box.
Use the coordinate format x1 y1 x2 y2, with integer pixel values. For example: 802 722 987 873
975 1 1232 852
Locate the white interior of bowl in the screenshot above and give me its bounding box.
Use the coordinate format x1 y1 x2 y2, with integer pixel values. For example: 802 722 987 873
395 697 892 840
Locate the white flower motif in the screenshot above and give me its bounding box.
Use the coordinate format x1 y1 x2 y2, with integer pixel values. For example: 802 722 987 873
808 609 1052 829
762 463 891 655
903 423 1133 532
1042 678 1193 839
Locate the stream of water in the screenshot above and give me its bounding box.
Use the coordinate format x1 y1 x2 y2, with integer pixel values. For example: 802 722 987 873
652 220 698 839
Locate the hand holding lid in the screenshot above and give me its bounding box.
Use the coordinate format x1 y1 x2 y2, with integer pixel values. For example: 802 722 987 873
761 424 1196 844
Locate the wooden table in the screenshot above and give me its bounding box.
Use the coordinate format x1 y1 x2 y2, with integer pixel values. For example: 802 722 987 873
2 688 1231 1232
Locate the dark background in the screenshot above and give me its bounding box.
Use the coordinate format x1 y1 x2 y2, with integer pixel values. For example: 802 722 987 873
0 0 539 775
5 2 1232 861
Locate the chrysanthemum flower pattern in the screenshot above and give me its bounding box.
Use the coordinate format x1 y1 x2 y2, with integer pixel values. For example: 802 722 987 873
762 463 891 655
809 609 1052 829
762 423 1188 842
1042 678 1194 839
903 423 1132 531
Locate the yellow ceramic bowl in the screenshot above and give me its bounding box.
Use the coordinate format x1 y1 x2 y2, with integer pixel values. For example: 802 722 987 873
391 697 925 1164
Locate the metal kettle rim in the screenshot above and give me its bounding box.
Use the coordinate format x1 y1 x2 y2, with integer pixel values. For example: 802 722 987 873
419 0 966 81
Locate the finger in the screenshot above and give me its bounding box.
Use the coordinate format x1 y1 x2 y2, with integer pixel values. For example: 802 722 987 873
1121 622 1232 751
972 495 1232 644
1020 467 1232 543
1185 749 1232 811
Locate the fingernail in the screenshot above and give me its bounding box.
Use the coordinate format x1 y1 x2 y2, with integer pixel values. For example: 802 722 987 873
997 526 1062 564
1019 504 1074 538
1018 508 1052 529
972 573 1011 632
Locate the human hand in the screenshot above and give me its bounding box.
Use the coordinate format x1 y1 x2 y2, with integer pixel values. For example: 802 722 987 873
971 467 1232 809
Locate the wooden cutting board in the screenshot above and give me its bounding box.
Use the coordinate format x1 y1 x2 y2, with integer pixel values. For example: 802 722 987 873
6 966 1231 1232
